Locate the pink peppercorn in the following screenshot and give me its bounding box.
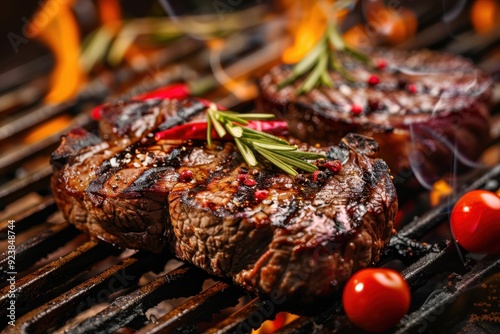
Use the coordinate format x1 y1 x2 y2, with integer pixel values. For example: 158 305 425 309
377 59 387 70
324 160 342 173
179 169 193 182
367 75 380 86
351 104 363 115
244 178 256 187
254 189 269 202
408 84 417 94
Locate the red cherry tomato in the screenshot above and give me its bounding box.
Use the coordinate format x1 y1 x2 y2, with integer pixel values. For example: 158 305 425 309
450 190 500 254
343 268 411 333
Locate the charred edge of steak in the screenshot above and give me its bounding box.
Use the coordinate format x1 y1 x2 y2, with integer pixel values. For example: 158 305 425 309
339 133 380 157
50 128 104 170
99 97 206 142
156 98 208 131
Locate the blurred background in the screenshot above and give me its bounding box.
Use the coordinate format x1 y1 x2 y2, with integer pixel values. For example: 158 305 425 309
1 0 499 106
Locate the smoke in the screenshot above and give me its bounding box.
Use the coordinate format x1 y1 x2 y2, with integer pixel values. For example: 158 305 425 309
441 0 467 23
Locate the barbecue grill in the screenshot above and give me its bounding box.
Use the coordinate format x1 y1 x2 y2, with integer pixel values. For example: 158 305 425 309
1 1 499 333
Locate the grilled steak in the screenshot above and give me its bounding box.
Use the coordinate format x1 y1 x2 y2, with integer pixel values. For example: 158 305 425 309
258 48 492 187
51 97 397 306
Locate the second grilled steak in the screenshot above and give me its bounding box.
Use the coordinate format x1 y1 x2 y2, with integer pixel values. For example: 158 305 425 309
51 98 397 306
258 48 492 187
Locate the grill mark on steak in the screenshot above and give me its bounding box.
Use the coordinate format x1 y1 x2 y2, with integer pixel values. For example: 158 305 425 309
86 165 117 207
99 99 163 141
156 98 207 131
177 145 243 219
51 98 397 307
124 167 172 196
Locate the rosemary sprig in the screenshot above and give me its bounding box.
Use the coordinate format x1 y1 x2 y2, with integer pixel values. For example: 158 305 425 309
206 104 325 176
278 18 371 94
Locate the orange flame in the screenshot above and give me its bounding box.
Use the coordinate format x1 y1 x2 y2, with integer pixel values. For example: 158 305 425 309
98 0 122 24
344 1 417 48
23 115 72 144
281 0 330 64
252 312 300 334
471 0 498 34
280 0 416 62
206 38 257 101
430 179 453 207
29 1 84 103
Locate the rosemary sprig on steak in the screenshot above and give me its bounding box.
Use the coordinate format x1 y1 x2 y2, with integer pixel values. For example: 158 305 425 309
206 104 325 176
278 8 369 94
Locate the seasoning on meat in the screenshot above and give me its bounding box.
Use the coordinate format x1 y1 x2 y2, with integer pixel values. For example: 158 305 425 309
50 97 397 306
258 48 492 187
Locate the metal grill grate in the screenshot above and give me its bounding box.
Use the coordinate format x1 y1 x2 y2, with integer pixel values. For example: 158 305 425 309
1 3 500 333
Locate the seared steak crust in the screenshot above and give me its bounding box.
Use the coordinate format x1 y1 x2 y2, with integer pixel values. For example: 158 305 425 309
258 48 492 186
51 98 397 305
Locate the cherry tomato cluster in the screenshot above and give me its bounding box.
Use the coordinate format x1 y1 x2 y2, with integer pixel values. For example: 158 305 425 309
342 190 500 332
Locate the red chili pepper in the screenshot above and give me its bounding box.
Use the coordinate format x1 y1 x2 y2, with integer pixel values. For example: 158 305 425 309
154 120 288 141
135 83 190 101
91 83 192 120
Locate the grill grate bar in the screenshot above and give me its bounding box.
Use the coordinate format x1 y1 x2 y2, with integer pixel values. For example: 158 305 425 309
0 241 118 328
0 101 75 142
7 250 170 334
0 55 53 97
0 113 91 176
266 241 486 332
395 255 500 333
400 242 467 292
0 37 203 128
272 296 347 334
6 256 141 334
0 196 56 238
137 281 245 334
396 8 471 51
0 223 80 284
0 165 53 210
205 298 268 334
68 265 208 334
381 234 442 266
